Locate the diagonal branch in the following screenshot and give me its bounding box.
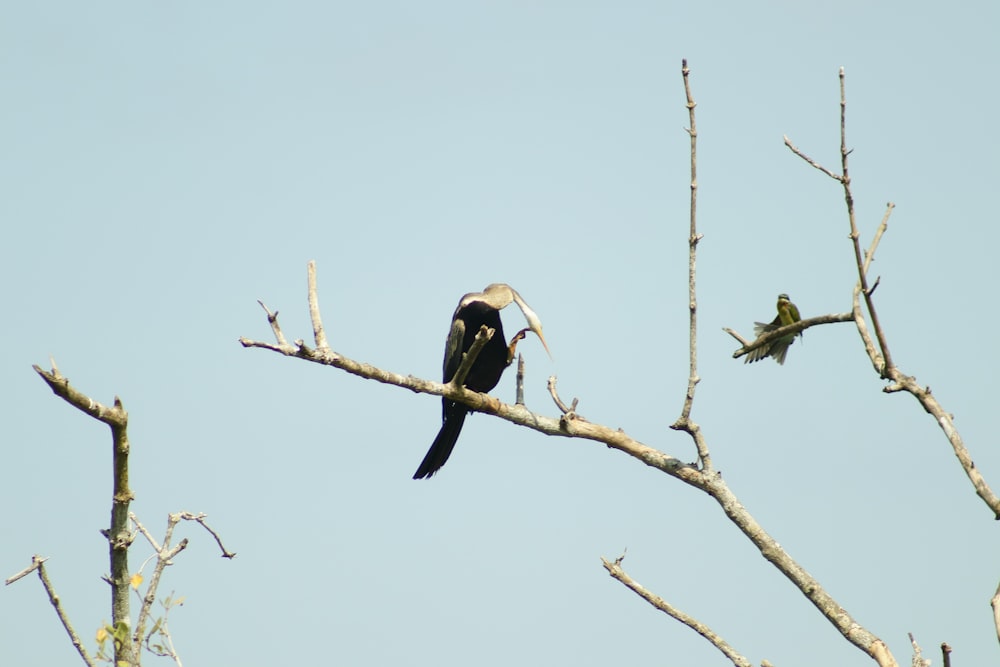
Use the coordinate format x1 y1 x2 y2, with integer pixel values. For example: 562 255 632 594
451 325 494 388
5 555 47 585
39 560 95 667
724 312 854 360
602 554 754 667
7 556 95 666
240 262 899 666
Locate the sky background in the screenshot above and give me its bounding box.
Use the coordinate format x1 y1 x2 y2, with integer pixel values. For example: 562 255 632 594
2 2 998 665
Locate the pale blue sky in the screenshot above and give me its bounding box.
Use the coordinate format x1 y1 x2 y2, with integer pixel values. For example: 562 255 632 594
3 2 999 665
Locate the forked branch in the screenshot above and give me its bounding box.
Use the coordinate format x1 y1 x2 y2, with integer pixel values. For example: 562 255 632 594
785 68 1000 519
240 259 899 666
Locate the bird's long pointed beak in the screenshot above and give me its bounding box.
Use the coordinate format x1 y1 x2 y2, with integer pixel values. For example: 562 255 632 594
511 292 553 360
532 324 552 360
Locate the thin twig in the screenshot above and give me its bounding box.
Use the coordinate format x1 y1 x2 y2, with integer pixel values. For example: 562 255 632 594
180 512 236 559
834 68 895 377
546 376 583 428
450 325 494 388
5 555 47 585
726 312 854 360
144 591 184 666
602 555 753 667
256 300 288 347
307 260 329 349
908 633 930 667
133 512 190 657
36 560 96 666
783 135 842 181
131 512 164 553
676 57 701 424
670 59 710 471
862 203 894 277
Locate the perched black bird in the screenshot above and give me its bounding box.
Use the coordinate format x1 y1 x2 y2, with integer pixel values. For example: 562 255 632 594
413 284 550 479
745 293 802 365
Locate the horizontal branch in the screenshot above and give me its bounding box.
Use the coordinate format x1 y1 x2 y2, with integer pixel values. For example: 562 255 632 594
239 333 693 480
725 312 854 360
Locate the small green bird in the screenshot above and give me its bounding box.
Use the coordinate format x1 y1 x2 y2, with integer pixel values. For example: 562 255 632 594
745 293 802 365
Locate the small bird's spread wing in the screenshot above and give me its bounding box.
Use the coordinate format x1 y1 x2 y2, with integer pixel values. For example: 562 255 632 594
745 316 781 363
746 294 802 365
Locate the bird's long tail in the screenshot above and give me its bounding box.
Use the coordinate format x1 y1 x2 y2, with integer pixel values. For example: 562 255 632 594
413 403 468 479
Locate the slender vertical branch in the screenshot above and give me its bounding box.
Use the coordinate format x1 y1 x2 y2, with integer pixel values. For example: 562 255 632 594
837 67 894 375
307 260 328 350
133 513 189 656
108 396 134 667
33 363 136 666
671 59 711 471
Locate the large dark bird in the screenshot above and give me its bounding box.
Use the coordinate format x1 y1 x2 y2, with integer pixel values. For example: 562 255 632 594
413 283 550 479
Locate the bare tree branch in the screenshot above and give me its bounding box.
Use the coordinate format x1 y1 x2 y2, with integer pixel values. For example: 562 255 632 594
37 558 96 667
307 259 328 350
183 512 236 559
5 555 47 585
670 58 711 473
256 300 288 347
132 512 190 658
908 633 930 667
546 376 581 420
602 553 754 667
7 555 95 666
786 68 894 376
450 325 495 388
33 362 136 666
143 592 184 666
783 135 843 181
725 312 854 360
786 70 1000 519
240 262 899 666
